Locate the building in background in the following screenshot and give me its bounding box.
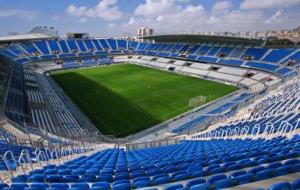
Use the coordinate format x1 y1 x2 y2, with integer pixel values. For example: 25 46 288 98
137 27 154 42
137 27 154 37
67 32 89 39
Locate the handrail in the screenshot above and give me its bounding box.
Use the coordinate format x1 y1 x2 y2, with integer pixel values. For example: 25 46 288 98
36 151 48 168
3 151 18 179
45 148 52 161
18 149 33 175
51 148 60 165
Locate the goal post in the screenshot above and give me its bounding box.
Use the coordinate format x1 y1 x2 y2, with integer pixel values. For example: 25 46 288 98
189 95 207 119
189 95 207 108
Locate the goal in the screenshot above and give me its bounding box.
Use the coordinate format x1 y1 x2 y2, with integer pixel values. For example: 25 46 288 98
189 95 207 108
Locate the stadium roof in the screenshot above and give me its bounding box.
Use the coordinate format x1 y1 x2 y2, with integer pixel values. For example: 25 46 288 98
0 33 54 44
142 34 264 46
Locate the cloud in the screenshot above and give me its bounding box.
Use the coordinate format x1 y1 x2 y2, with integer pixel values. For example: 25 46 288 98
0 9 38 20
240 0 300 10
128 1 206 33
265 10 284 24
128 17 136 25
113 0 300 36
66 0 123 21
78 17 88 23
212 0 233 14
207 10 266 31
134 0 180 18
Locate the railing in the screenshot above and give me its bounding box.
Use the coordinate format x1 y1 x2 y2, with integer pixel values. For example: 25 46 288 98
2 145 97 182
193 119 299 140
36 150 49 168
126 136 185 150
3 151 18 179
191 77 298 139
18 149 33 175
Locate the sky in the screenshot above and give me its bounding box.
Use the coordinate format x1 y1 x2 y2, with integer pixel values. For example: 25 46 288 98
0 0 300 37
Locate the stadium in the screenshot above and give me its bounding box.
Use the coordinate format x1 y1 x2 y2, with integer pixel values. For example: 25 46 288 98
0 1 300 190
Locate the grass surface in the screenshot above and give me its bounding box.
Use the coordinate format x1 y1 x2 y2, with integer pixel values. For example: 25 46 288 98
51 64 238 137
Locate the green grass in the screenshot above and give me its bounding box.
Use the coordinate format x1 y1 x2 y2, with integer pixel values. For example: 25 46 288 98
51 64 238 137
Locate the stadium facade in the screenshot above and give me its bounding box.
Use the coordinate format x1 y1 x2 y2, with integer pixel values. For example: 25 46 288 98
0 32 299 189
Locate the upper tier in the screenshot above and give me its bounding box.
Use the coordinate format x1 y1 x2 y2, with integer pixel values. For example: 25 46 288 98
0 38 299 77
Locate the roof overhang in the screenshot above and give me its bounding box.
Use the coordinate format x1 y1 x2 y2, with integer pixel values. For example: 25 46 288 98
0 33 55 44
141 34 264 46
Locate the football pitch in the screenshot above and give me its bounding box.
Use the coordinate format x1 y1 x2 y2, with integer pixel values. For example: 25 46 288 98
51 64 238 137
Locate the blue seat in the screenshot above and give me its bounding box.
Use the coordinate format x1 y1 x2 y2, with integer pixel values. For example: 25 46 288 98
190 170 208 177
258 157 271 164
89 187 103 190
50 183 69 190
190 183 210 190
274 166 291 177
249 166 265 174
132 176 149 182
79 175 96 182
95 174 113 182
153 174 168 181
91 182 110 190
268 182 292 190
133 179 152 188
243 160 258 168
28 175 45 183
11 176 28 183
0 183 8 190
292 178 300 189
163 184 183 190
173 172 190 181
283 159 300 166
214 178 235 189
255 169 274 181
29 170 44 175
63 175 79 182
31 183 49 190
112 180 130 186
45 169 57 175
131 170 145 178
207 174 227 184
267 162 282 169
163 166 177 173
58 169 72 175
114 173 129 181
6 183 28 190
70 183 89 190
45 175 63 183
285 152 299 159
72 169 86 175
227 164 241 171
229 171 246 178
207 164 219 171
292 163 300 172
186 178 206 188
154 176 170 185
234 173 254 185
112 183 131 190
147 168 161 176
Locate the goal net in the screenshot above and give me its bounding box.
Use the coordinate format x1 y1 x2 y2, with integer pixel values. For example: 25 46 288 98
189 95 207 108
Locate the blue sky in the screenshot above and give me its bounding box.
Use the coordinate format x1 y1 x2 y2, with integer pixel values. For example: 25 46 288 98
0 0 300 37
